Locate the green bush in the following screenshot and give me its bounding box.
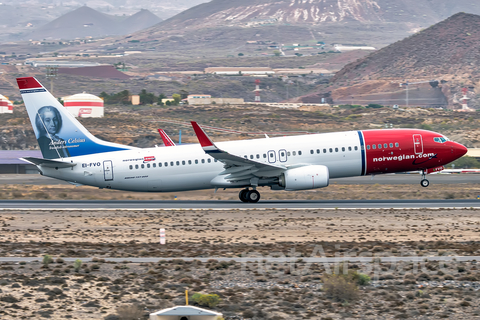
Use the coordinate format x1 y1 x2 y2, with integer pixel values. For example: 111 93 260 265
322 273 359 302
42 255 53 267
191 293 221 308
74 259 82 272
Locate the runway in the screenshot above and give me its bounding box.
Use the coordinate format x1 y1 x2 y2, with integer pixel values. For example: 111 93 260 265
1 173 479 185
1 199 480 209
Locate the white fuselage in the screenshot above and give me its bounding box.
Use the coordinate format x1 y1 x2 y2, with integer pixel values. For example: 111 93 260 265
41 131 363 192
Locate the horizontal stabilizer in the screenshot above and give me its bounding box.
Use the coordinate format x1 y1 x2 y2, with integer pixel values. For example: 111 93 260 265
21 157 76 168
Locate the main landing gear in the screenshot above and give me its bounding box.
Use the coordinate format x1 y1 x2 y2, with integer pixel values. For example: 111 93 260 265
420 170 430 188
239 188 261 203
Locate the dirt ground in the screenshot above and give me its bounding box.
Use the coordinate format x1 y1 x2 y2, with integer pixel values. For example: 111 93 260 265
1 203 480 319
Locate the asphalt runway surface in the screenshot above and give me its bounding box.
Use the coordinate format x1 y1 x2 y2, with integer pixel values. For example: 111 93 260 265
1 199 480 209
1 173 479 185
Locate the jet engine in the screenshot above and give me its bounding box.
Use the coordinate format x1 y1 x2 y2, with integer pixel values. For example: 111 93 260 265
279 165 329 191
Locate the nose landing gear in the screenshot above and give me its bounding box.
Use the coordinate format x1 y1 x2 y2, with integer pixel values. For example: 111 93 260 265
239 188 261 203
420 170 429 187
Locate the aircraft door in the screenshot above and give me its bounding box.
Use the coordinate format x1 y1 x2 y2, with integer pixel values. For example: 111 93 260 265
103 160 114 181
268 150 276 163
279 149 287 162
413 134 423 154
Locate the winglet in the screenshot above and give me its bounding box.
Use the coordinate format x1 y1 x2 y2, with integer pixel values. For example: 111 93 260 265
191 121 220 153
158 129 176 147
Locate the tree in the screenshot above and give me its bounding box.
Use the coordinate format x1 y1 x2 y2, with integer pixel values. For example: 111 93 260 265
157 93 166 106
139 89 156 105
238 53 244 56
179 89 189 100
273 50 281 56
172 94 181 105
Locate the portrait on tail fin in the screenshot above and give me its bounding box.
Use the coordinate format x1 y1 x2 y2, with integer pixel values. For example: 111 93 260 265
35 106 70 159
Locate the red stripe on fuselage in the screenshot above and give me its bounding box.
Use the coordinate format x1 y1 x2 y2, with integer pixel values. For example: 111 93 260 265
362 129 460 174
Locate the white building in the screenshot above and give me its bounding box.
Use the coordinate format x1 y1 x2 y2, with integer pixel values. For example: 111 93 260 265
149 306 223 320
0 94 13 114
63 92 104 118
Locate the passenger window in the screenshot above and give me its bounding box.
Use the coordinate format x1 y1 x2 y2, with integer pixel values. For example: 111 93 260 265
195 159 198 164
310 150 314 154
354 146 358 151
264 154 267 158
395 143 399 147
201 159 205 164
323 149 327 153
214 159 217 162
281 152 285 157
250 155 254 159
384 143 387 148
317 149 320 154
159 163 162 167
147 163 150 168
287 152 291 156
378 144 381 149
129 165 133 170
372 145 376 149
389 143 393 148
182 160 186 165
256 154 260 159
342 147 345 152
135 164 139 169
329 148 333 153
164 162 168 167
335 148 338 152
208 159 211 163
188 160 191 165
298 151 302 155
153 163 156 168
141 164 145 169
293 151 296 156
367 145 370 150
170 161 174 166
270 152 274 157
348 146 352 151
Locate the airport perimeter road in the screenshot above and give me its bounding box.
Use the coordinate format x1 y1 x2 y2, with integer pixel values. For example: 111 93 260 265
1 173 479 185
1 199 480 209
0 256 479 263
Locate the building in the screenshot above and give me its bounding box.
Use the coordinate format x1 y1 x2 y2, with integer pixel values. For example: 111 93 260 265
0 94 13 114
149 306 223 320
63 92 104 118
204 67 275 76
187 95 244 105
0 150 41 174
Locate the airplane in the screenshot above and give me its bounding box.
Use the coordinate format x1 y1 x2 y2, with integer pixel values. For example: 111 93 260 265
17 76 468 203
158 129 176 146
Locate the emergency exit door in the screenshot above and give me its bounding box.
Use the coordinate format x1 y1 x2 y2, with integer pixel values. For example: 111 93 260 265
103 160 114 181
413 134 423 154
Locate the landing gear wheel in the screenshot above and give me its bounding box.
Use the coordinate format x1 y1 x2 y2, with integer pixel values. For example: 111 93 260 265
239 189 249 203
246 190 260 203
420 179 429 188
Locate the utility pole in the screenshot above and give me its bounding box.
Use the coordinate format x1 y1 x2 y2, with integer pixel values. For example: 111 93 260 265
45 65 58 95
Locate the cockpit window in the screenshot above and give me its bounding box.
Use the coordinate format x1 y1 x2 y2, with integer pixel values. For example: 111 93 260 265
434 137 448 143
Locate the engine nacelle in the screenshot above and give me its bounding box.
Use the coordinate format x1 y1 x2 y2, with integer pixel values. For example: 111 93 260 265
279 165 329 191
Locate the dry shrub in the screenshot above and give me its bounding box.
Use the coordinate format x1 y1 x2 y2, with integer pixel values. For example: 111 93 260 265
321 273 359 302
116 304 144 320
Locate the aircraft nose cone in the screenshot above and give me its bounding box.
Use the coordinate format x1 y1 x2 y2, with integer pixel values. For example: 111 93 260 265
453 142 468 158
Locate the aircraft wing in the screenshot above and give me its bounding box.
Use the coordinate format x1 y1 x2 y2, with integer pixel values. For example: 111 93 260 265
191 121 285 182
21 157 76 168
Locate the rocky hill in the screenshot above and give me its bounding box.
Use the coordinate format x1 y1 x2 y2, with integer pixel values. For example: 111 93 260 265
331 12 480 84
156 0 480 29
298 12 480 108
26 6 162 40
